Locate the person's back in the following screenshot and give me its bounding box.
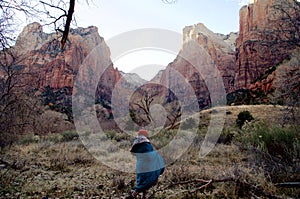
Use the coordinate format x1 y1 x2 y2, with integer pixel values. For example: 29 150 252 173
125 130 164 199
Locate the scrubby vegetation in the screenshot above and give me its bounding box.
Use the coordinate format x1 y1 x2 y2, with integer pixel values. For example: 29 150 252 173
236 110 254 128
1 105 299 198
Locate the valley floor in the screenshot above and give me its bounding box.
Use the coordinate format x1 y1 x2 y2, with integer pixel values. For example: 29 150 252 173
0 105 299 198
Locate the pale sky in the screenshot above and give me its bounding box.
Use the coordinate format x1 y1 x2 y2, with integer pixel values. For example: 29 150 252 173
74 0 249 80
74 0 251 80
75 0 249 39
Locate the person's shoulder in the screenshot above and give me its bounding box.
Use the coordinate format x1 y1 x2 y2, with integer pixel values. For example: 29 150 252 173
131 142 153 153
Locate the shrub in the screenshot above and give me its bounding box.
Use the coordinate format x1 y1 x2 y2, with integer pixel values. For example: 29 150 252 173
217 128 235 145
36 110 74 135
151 129 177 149
17 133 40 145
240 121 300 164
124 118 138 131
61 130 79 142
236 110 254 129
105 130 117 140
113 133 131 142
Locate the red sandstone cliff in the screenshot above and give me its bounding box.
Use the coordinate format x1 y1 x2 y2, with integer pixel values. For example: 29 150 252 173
14 22 122 90
159 23 237 108
6 0 299 111
234 0 299 90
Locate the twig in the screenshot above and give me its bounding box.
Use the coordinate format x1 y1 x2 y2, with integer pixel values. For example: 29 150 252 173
149 178 234 198
165 179 212 198
274 182 300 188
150 178 284 198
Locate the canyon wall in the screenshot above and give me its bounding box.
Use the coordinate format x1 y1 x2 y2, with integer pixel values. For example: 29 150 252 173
4 0 299 115
14 22 121 91
234 0 299 90
159 23 237 108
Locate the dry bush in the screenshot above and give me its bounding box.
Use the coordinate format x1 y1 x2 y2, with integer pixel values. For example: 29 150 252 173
237 121 300 183
34 109 74 135
0 93 42 147
272 51 300 126
148 143 283 198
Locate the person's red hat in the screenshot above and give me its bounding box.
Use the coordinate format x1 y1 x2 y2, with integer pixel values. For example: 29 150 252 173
138 129 149 137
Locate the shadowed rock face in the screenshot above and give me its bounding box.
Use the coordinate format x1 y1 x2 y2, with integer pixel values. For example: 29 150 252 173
234 0 300 90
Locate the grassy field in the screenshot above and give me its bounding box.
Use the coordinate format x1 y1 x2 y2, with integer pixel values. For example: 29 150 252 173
0 105 299 198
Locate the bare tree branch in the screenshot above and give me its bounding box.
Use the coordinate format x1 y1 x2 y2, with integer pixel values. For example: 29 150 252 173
60 0 75 49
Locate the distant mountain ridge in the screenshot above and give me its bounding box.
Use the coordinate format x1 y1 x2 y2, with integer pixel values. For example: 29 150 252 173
5 0 299 117
119 71 147 85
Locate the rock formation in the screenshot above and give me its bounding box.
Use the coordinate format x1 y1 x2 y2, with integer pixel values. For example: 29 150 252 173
159 23 236 108
9 22 128 126
234 0 299 90
4 0 299 119
14 22 121 91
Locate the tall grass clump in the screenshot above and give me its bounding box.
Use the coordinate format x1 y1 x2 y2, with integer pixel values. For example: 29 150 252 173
240 122 299 163
237 121 300 184
61 130 79 142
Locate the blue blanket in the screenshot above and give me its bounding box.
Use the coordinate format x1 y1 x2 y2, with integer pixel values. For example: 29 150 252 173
131 139 165 192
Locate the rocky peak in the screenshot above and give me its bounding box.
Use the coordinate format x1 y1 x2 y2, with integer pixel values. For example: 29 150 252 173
120 71 147 86
182 23 236 56
15 22 51 53
13 22 120 90
70 26 98 36
151 70 164 83
20 22 43 33
69 26 102 52
183 23 208 43
159 23 236 108
183 23 230 49
181 23 236 92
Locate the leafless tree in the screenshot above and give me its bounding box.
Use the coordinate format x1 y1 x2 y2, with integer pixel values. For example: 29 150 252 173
130 86 182 129
130 88 160 126
0 51 41 147
0 0 51 50
166 105 181 129
0 0 81 50
39 0 76 49
0 0 178 50
272 51 300 126
269 0 300 47
268 0 300 125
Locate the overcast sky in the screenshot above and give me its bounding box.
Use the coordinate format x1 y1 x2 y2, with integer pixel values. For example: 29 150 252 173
75 0 249 39
72 0 251 80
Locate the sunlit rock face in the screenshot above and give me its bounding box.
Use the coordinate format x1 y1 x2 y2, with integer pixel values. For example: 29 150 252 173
14 22 121 90
159 23 236 108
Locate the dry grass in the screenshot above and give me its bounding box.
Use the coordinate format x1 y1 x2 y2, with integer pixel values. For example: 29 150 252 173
0 105 299 198
200 104 285 127
0 140 133 198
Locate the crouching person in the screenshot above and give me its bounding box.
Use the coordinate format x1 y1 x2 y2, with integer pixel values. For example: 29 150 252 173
125 129 165 199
